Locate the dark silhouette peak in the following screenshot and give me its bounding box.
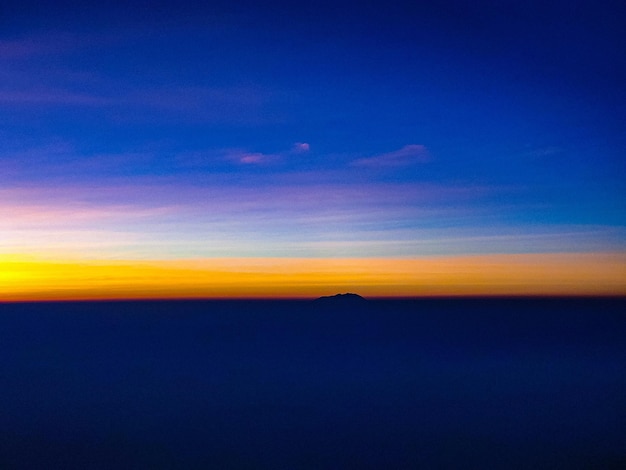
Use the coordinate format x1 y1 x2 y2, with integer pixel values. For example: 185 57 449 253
315 293 367 303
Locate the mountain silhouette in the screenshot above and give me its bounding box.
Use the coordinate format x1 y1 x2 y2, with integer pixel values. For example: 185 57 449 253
310 293 371 320
314 293 367 304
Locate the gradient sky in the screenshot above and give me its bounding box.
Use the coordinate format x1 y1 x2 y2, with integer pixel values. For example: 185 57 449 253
1 1 625 298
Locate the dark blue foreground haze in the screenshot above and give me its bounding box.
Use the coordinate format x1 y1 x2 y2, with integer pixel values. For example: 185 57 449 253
1 298 625 469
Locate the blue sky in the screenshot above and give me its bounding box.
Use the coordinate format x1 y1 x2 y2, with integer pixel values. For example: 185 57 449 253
1 0 624 262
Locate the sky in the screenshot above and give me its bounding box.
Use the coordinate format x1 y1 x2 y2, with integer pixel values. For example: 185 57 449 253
1 0 625 299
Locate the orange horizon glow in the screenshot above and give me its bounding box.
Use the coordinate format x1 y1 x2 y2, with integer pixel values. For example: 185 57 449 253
2 252 625 302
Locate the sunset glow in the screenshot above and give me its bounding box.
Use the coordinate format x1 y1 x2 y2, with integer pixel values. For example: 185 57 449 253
2 253 624 301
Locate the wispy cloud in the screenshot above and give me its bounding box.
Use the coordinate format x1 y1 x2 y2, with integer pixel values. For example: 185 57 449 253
240 153 268 164
0 85 265 115
352 144 430 167
292 142 310 153
225 150 277 165
225 142 310 165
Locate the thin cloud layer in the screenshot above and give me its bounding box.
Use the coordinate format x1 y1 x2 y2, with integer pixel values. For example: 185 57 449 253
2 179 623 262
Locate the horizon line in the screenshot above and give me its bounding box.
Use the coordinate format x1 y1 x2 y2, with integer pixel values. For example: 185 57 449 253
2 293 625 304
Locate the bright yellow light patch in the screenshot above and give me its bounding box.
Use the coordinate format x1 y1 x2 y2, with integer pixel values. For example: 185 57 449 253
1 253 625 301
